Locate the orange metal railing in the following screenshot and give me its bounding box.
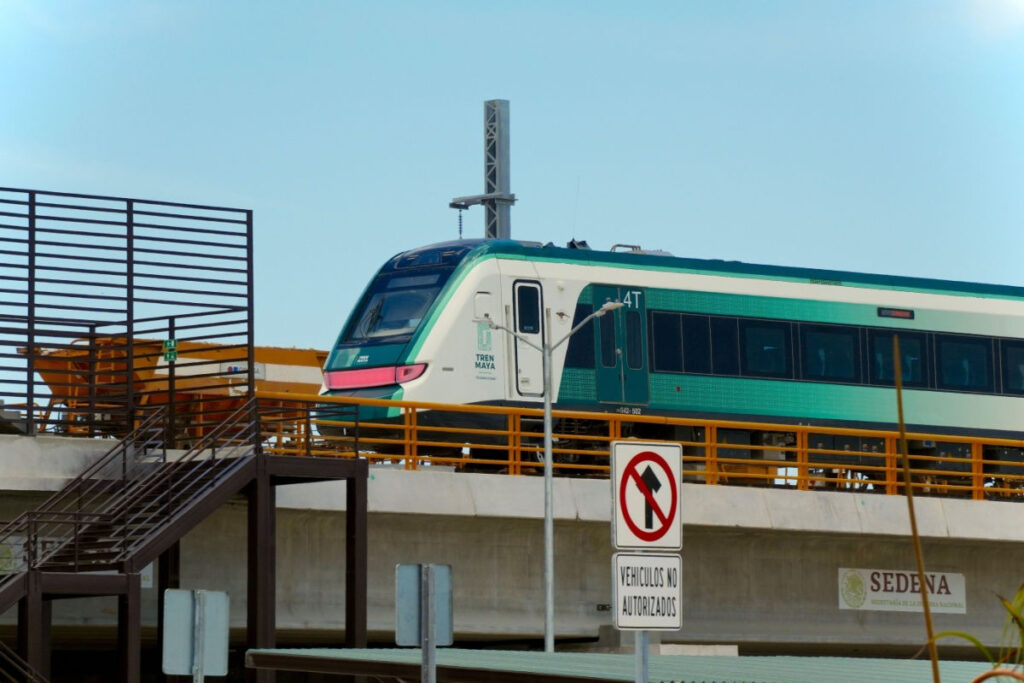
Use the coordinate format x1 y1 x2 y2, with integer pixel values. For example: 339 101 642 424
255 392 1024 502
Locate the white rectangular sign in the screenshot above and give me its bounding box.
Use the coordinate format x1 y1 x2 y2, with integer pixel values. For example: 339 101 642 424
612 553 682 631
838 568 966 614
612 441 682 550
162 589 230 676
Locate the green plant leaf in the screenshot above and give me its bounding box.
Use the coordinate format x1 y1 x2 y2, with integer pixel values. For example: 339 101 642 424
934 630 996 664
1000 595 1024 633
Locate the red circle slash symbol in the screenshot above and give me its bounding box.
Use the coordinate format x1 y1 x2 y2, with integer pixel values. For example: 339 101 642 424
618 451 678 543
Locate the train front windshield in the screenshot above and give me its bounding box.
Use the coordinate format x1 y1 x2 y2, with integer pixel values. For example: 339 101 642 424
343 269 452 344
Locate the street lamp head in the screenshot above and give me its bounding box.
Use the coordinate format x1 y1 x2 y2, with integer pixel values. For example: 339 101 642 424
597 300 625 316
475 313 499 330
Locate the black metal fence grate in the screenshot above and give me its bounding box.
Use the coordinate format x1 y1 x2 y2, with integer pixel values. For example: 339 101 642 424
0 187 254 442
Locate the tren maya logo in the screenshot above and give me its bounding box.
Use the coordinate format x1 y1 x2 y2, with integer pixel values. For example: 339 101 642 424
840 568 867 609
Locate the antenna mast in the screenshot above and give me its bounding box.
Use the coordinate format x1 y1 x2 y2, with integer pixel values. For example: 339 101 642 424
450 99 516 239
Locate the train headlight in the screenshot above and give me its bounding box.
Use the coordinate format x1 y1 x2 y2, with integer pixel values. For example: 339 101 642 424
395 363 427 383
323 363 427 390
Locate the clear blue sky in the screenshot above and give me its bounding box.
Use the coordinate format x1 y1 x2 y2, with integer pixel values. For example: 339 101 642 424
3 1 1022 349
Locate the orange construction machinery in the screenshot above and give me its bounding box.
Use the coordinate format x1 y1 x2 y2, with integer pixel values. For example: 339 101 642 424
26 338 327 440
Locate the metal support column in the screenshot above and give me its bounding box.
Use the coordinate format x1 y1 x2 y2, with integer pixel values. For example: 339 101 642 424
118 573 142 683
247 469 276 683
25 191 36 435
38 600 51 681
345 465 368 647
16 573 47 677
449 99 516 239
158 541 183 683
125 199 135 431
483 99 511 239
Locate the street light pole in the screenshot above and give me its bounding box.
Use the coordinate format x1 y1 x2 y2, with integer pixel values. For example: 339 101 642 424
540 306 557 653
479 299 623 653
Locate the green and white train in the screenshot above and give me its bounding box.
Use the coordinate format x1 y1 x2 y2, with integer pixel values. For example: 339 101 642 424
321 239 1024 461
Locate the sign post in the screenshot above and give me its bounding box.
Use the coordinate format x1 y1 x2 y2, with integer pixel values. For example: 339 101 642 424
611 441 683 683
396 563 453 683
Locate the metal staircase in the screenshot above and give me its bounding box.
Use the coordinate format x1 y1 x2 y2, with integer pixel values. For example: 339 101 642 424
0 399 261 623
0 396 368 682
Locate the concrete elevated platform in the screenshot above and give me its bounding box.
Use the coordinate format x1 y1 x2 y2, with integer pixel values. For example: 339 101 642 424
2 434 1023 655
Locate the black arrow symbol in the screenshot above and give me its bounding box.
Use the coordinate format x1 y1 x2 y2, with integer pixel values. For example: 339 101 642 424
640 465 662 529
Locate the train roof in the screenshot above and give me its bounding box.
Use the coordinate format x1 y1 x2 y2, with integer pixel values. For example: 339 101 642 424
398 238 1024 301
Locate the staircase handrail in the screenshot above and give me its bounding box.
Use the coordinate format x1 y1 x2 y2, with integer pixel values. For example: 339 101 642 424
1 399 259 578
0 408 166 575
24 406 166 517
0 639 49 683
110 398 261 560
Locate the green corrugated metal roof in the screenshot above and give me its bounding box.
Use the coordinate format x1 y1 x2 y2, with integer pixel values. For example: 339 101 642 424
246 647 1019 682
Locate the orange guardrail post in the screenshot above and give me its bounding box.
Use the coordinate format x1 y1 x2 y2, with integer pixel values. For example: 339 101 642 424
510 413 521 475
796 429 809 491
404 408 417 470
609 417 621 442
707 423 719 486
972 441 984 501
884 436 899 496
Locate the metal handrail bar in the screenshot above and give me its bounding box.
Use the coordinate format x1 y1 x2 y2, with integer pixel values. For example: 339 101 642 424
300 391 1024 446
0 185 249 213
0 639 48 683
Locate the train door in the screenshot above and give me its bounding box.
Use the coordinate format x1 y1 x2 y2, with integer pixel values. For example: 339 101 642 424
513 280 544 397
593 285 649 405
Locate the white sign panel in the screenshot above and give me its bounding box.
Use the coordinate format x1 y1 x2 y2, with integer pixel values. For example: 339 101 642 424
612 553 682 630
838 568 966 614
612 441 682 550
162 589 230 676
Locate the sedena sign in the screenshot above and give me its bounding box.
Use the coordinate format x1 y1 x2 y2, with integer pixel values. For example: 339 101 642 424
838 567 966 614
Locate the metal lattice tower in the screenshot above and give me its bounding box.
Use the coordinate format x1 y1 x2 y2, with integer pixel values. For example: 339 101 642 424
450 99 516 239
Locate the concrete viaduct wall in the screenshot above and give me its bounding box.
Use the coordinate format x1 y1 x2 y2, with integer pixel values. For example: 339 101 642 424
2 434 1023 655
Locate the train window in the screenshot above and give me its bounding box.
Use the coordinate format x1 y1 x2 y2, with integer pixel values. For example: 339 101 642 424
386 273 441 289
343 268 453 344
740 320 792 378
600 313 617 368
564 304 595 369
682 315 711 374
516 285 541 334
868 330 927 387
626 309 643 370
1002 341 1024 395
800 325 859 382
650 312 683 373
710 317 739 376
936 334 993 393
